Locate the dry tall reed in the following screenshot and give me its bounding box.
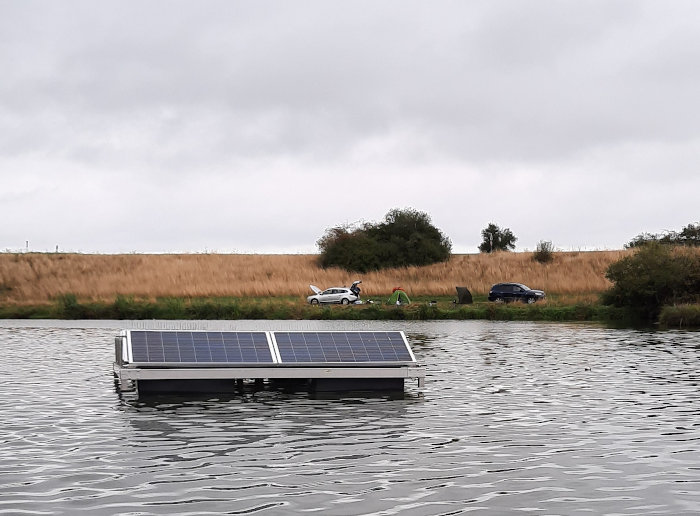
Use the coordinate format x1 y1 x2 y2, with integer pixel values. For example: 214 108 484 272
0 251 631 305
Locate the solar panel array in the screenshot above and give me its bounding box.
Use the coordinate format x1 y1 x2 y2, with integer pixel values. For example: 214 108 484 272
129 331 273 365
126 330 414 366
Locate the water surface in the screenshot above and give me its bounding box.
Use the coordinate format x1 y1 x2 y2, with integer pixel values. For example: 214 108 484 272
0 320 698 515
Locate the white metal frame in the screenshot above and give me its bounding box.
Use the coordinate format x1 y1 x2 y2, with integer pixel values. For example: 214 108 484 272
114 363 425 381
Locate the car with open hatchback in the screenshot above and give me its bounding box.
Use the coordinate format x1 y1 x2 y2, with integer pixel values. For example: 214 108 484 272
307 281 362 305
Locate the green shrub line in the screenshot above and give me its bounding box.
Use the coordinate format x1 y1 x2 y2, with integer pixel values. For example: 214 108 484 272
2 293 686 326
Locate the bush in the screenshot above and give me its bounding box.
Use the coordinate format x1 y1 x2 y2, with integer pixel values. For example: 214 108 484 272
602 243 700 321
533 240 554 263
317 208 452 272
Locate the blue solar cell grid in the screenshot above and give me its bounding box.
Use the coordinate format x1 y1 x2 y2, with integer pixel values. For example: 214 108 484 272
273 331 414 364
129 331 273 364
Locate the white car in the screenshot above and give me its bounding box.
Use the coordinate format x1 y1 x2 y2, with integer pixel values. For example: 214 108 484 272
307 281 361 305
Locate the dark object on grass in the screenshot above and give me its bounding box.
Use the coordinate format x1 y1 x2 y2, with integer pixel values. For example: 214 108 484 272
455 287 473 304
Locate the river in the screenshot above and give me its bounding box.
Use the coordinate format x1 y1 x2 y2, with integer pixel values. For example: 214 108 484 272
0 320 698 515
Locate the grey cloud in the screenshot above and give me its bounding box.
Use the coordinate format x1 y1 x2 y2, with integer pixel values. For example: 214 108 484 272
1 1 699 253
5 1 699 163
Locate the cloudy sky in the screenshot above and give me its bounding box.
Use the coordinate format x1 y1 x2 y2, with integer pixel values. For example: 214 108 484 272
2 1 698 254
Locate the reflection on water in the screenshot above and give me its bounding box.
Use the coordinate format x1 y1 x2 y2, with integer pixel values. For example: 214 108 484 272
0 320 698 515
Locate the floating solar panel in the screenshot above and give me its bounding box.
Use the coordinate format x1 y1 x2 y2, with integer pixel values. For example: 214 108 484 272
126 330 274 366
271 331 416 365
114 329 425 395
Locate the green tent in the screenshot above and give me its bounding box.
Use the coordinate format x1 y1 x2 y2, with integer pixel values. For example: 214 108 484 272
388 289 411 305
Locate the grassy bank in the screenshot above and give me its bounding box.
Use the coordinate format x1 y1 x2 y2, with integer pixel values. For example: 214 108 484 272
0 250 625 304
2 250 695 326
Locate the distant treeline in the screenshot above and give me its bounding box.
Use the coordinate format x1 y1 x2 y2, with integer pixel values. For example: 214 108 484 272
626 222 700 248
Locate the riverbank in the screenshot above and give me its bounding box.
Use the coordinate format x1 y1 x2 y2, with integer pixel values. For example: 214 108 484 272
0 293 631 324
2 251 697 327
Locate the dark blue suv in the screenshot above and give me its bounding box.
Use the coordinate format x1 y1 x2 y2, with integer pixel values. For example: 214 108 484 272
488 283 545 304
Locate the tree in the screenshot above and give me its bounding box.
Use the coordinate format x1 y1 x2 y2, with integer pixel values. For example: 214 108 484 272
478 223 517 253
317 208 452 272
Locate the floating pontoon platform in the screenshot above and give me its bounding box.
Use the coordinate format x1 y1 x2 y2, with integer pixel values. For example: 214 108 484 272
113 330 425 395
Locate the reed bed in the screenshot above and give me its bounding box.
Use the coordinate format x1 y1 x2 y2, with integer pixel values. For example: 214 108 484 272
0 251 629 305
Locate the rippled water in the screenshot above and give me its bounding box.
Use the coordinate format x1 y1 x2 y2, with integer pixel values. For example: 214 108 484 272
0 320 698 515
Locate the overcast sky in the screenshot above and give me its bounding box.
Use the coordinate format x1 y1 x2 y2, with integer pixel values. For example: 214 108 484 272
1 1 698 254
